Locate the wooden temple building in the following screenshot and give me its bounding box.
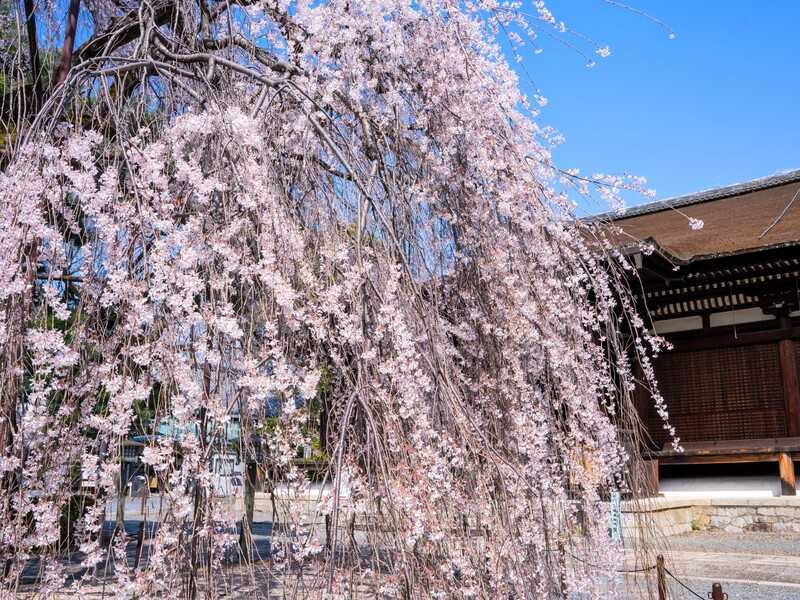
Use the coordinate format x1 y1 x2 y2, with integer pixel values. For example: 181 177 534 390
608 169 800 496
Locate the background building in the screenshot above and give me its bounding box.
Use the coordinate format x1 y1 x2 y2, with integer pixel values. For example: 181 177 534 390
608 170 800 496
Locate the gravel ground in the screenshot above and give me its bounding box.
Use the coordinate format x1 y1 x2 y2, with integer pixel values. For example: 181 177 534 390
668 530 800 557
672 578 800 600
14 503 800 599
632 531 800 600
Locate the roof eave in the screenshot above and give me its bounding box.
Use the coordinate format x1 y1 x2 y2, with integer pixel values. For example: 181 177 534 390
591 168 800 222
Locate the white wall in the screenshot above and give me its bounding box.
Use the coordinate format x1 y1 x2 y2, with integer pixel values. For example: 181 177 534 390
653 307 779 334
652 316 703 334
709 306 775 328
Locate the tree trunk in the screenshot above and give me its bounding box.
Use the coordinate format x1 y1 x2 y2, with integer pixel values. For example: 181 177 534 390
115 454 126 532
239 462 256 563
54 0 81 88
22 0 43 108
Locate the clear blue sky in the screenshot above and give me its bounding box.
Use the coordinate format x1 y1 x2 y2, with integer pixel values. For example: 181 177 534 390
519 1 800 214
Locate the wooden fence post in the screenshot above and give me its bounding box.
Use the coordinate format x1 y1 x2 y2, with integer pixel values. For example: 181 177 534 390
656 554 667 600
711 582 725 600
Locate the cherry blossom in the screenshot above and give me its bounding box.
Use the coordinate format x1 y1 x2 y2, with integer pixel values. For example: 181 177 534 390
0 1 670 598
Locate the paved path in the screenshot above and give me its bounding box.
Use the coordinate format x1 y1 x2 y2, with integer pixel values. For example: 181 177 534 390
628 531 800 599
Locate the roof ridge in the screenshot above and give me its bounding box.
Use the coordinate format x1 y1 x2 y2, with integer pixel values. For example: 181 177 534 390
595 168 800 221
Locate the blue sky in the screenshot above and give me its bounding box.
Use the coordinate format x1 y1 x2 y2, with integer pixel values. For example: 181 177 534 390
520 1 800 214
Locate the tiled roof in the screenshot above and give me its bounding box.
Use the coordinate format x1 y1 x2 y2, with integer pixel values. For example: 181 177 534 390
598 169 800 221
597 170 800 262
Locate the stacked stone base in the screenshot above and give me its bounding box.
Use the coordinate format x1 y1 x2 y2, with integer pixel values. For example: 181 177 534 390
623 497 800 539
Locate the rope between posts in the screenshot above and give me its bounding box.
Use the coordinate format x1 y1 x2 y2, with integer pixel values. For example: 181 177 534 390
663 566 707 600
545 548 656 573
552 548 712 599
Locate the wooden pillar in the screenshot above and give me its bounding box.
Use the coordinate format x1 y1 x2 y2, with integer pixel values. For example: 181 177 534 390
643 458 660 497
778 339 800 437
778 452 796 496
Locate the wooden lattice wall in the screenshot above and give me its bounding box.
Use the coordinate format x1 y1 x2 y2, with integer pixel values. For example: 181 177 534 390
646 342 788 447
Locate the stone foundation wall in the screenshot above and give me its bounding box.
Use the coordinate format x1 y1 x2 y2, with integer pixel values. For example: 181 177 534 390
707 498 800 533
622 497 800 539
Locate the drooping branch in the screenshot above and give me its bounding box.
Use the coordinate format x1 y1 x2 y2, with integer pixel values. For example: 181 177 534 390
0 2 669 598
74 0 178 62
